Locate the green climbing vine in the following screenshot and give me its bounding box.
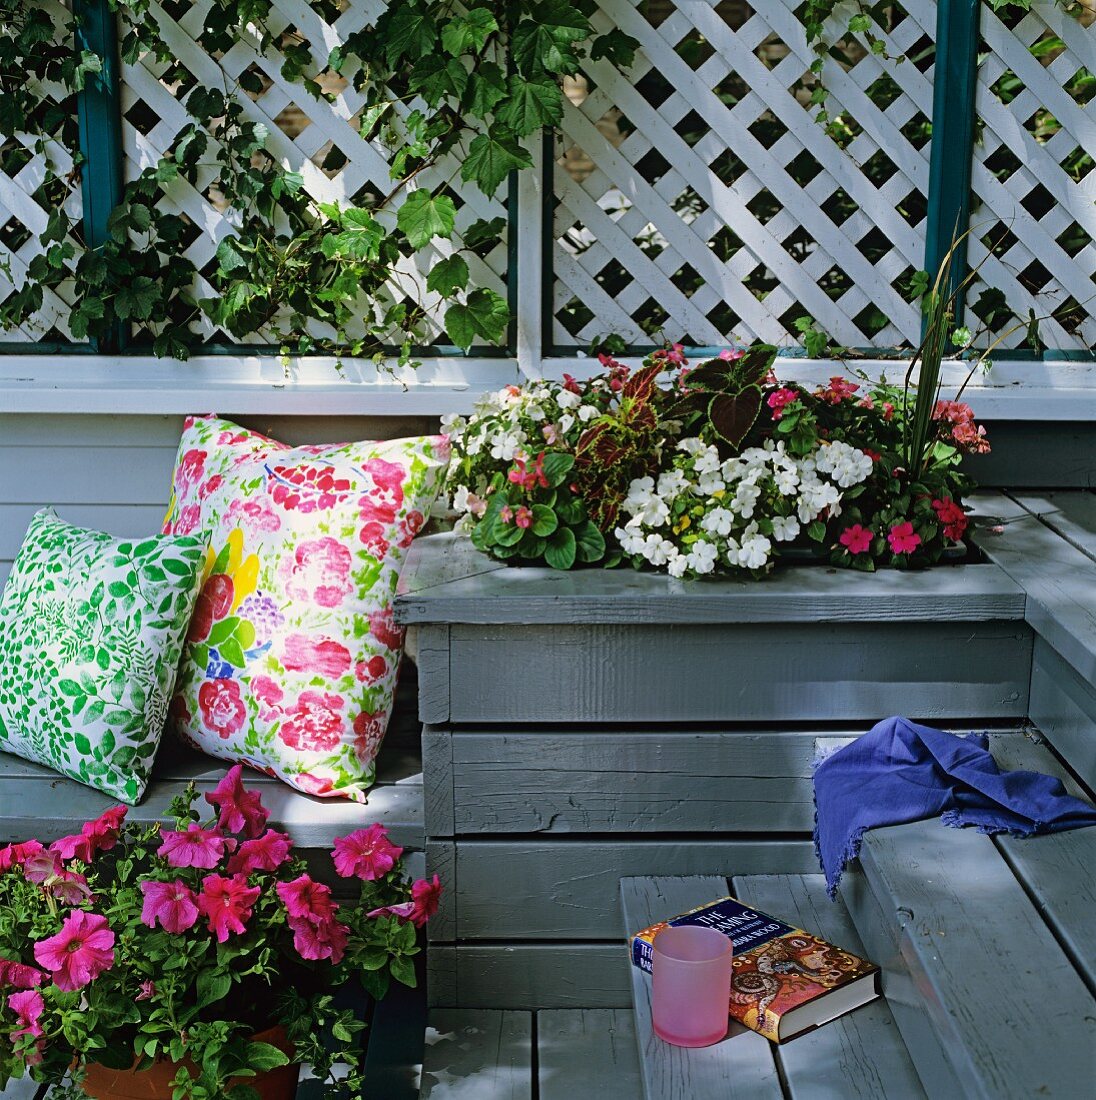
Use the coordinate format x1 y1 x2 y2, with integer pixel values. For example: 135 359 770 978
0 1 637 360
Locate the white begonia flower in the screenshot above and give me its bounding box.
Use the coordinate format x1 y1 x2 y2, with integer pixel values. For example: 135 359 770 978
526 404 546 422
440 413 466 436
559 414 575 434
454 513 476 533
770 515 800 542
687 540 718 575
666 553 689 578
700 507 734 537
466 431 485 456
556 389 581 410
677 437 707 455
577 404 599 423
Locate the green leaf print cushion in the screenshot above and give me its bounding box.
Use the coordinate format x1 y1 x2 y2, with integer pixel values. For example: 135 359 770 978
0 510 205 804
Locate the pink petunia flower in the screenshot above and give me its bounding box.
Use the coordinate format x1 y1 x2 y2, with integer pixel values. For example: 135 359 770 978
48 869 93 906
0 958 44 989
277 875 340 925
332 824 403 881
22 850 63 884
136 979 157 1001
887 521 922 555
205 765 270 839
52 806 128 863
33 910 115 991
140 880 200 934
158 824 236 869
0 841 44 872
226 830 293 875
287 913 349 963
839 524 873 555
197 874 261 942
9 988 45 1038
366 874 442 928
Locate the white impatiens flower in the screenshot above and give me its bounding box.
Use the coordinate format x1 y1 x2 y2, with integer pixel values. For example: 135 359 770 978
738 527 772 570
657 469 688 498
489 430 526 461
693 447 722 475
642 535 676 566
556 389 581 410
774 467 800 496
770 514 800 542
816 440 873 488
677 437 707 455
687 540 718 574
700 507 735 537
666 553 689 578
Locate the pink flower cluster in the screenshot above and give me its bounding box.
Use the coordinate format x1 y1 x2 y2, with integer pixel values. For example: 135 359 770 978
933 400 991 454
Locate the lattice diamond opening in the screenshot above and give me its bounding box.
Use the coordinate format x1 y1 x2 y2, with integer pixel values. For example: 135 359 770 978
0 0 85 344
118 0 508 350
967 3 1096 351
552 0 937 351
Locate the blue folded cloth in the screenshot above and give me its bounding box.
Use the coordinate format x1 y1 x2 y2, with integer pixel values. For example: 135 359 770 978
813 716 1096 897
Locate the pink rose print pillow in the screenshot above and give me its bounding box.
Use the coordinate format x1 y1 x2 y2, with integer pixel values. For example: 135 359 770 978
163 415 449 800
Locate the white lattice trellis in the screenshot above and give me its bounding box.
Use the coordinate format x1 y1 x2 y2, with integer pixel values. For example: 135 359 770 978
968 2 1096 351
119 0 509 347
0 0 85 344
552 0 937 350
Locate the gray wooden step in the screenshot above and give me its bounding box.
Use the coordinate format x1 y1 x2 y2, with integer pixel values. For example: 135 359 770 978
417 1008 643 1099
843 734 1096 1100
620 874 921 1100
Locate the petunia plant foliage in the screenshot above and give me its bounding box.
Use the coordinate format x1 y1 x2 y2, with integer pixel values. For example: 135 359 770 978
0 765 440 1096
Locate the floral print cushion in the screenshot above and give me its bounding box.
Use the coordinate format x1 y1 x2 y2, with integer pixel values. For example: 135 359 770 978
163 415 449 801
0 510 204 803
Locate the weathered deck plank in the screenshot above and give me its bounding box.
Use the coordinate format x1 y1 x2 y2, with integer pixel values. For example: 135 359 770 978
619 876 783 1100
420 1010 533 1099
1010 490 1096 563
858 820 1096 1099
732 874 925 1100
446 622 1031 723
448 839 816 939
1028 636 1096 787
537 1010 642 1100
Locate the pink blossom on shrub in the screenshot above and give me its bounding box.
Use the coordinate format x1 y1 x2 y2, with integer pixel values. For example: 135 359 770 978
47 869 93 906
33 910 115 991
158 824 235 870
140 880 200 934
22 850 62 884
205 765 270 838
932 497 969 542
227 830 293 875
332 824 403 881
766 388 799 419
198 875 261 942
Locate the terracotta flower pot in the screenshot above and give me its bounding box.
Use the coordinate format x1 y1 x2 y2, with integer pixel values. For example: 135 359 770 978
80 1024 299 1100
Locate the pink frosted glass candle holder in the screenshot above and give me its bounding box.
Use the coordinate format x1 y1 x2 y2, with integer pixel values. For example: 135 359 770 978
651 925 732 1048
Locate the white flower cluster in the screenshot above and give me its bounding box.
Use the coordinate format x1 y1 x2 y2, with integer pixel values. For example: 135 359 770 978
614 437 872 578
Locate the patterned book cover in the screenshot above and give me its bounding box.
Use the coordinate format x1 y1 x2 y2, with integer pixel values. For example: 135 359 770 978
630 895 878 1043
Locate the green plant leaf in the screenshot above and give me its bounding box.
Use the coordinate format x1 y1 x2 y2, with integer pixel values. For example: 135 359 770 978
426 254 470 297
544 526 577 570
574 520 606 563
441 8 498 55
445 302 478 349
461 128 532 195
246 1042 290 1071
464 288 508 342
396 191 457 249
196 968 231 1009
511 1 589 75
542 452 576 487
530 504 558 537
496 75 563 136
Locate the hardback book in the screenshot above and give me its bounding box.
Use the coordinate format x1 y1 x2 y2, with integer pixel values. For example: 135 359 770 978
630 895 880 1043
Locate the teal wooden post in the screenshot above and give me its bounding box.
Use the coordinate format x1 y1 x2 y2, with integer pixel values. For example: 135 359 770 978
73 0 126 352
924 0 982 317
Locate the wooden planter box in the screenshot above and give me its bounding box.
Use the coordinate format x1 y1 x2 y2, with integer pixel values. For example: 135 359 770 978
395 533 1032 1008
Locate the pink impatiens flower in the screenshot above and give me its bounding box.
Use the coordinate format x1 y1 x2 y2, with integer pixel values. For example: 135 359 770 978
205 765 270 839
839 524 873 555
227 830 293 875
140 880 200 934
0 958 44 989
932 497 969 542
197 874 261 942
332 825 403 881
33 910 115 991
158 824 235 869
887 521 922 555
766 388 799 420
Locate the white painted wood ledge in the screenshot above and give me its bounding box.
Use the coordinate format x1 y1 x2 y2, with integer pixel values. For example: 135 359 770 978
2 355 1095 418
